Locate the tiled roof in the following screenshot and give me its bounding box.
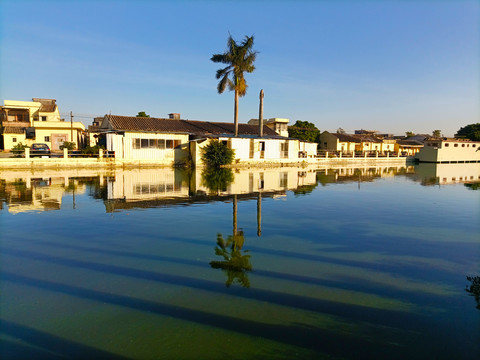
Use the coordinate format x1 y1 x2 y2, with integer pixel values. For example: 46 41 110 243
354 134 383 143
32 98 57 112
104 115 280 137
396 140 424 146
328 132 384 143
88 125 102 132
2 126 25 134
332 133 361 143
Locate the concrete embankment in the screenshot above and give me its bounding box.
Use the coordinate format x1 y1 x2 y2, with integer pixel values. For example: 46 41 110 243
0 156 412 170
0 158 173 169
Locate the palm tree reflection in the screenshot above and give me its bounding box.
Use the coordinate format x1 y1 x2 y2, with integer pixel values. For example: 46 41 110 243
465 276 480 310
210 195 253 288
210 231 252 288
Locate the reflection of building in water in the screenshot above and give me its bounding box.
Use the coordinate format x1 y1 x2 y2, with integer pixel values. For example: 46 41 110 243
316 165 414 185
103 167 318 212
193 168 317 196
414 163 480 185
0 175 87 214
107 168 188 201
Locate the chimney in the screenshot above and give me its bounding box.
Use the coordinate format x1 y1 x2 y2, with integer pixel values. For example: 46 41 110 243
169 113 180 120
258 89 264 137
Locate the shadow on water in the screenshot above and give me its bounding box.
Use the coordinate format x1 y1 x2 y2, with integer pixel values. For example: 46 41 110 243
0 321 129 359
1 248 426 329
465 275 480 310
0 272 423 360
12 237 452 307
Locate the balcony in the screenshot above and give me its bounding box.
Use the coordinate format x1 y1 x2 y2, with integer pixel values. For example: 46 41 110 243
1 121 30 128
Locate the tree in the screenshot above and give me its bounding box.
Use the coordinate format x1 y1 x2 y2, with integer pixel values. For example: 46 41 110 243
465 275 480 310
405 131 415 137
455 123 480 141
432 130 441 138
336 127 345 134
288 120 320 143
211 35 257 137
136 112 150 118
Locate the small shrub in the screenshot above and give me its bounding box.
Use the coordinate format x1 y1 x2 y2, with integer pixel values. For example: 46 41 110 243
60 141 76 150
82 145 105 155
11 142 29 157
201 139 235 167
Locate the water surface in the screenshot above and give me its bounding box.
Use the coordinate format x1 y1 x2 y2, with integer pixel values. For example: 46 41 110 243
1 164 479 359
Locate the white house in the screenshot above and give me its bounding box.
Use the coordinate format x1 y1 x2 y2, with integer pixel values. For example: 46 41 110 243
415 138 480 163
98 114 317 166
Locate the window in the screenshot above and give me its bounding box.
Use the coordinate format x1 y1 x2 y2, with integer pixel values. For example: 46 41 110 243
132 138 181 149
12 137 17 142
279 172 288 188
462 144 465 147
149 139 157 148
44 136 50 142
259 141 265 151
473 144 476 148
280 142 289 158
454 144 458 147
444 143 449 147
41 116 47 121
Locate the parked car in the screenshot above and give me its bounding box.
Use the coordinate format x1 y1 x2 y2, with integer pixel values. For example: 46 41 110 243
30 143 51 157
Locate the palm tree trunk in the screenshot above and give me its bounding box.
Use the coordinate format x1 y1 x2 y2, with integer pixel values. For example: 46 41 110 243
234 90 239 137
233 194 238 235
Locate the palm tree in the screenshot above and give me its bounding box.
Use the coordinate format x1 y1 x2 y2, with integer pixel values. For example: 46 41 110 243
211 35 257 137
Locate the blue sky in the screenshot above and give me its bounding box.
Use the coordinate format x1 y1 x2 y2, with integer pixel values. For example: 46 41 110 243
1 0 478 136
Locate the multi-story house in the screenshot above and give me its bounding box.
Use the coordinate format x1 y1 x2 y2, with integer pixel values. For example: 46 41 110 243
0 98 85 151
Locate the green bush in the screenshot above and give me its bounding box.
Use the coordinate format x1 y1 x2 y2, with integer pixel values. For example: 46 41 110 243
11 142 29 157
82 145 105 155
201 139 235 167
60 141 76 150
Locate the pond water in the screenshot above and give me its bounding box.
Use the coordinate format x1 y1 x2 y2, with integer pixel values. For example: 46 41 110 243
1 163 479 359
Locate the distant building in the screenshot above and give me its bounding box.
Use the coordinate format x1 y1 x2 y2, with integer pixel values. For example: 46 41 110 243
0 98 85 151
395 140 424 155
248 118 289 137
319 131 395 154
415 138 480 163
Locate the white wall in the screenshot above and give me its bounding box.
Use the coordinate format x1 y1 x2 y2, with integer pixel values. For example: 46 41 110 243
107 132 189 162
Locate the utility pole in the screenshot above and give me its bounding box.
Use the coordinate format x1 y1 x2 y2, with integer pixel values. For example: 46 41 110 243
70 111 73 145
258 89 264 137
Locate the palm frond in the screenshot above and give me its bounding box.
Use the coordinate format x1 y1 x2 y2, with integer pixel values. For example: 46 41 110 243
217 74 230 94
